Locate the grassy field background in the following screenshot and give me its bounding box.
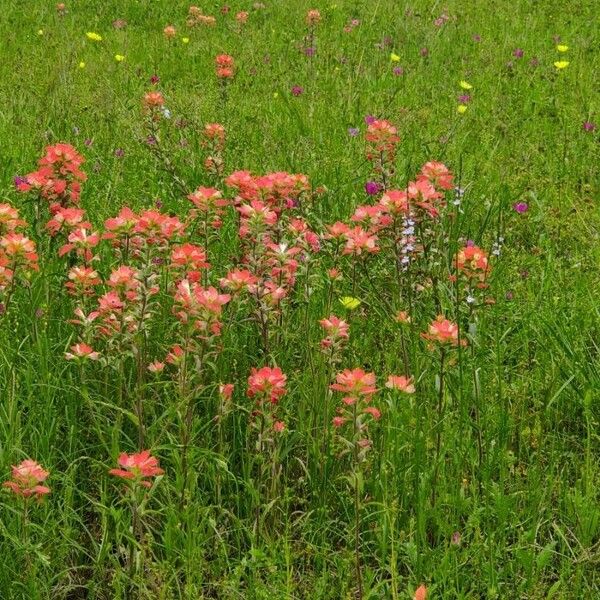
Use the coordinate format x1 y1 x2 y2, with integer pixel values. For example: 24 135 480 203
0 0 599 598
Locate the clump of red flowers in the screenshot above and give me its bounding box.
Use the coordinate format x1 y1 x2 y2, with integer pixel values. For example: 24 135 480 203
215 54 235 79
454 244 490 284
17 143 87 208
3 459 50 499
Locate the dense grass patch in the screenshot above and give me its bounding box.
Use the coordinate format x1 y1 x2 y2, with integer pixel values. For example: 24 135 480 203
0 1 598 598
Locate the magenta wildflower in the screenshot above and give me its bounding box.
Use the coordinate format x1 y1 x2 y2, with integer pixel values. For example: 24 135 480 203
513 48 524 58
513 202 528 213
291 85 304 96
393 66 404 76
13 176 27 189
365 181 381 195
583 121 596 132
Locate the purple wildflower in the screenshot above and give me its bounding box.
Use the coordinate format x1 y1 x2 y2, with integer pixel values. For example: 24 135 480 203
365 181 381 195
114 148 124 158
348 127 359 137
291 85 304 96
583 121 596 132
513 48 524 58
393 66 404 76
513 202 528 213
304 47 316 57
364 114 376 125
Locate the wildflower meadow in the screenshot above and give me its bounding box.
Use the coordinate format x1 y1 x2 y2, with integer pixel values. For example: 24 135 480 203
1 1 599 598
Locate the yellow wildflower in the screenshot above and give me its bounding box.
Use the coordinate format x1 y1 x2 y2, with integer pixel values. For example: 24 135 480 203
86 32 102 42
459 80 473 90
390 53 401 62
556 45 568 52
115 54 125 62
339 296 361 310
554 61 569 70
457 104 468 114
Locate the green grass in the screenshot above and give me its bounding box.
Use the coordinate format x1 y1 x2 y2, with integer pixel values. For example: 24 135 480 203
0 0 599 598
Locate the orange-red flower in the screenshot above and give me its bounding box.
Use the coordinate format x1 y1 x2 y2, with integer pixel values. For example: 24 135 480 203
143 91 165 109
342 226 379 256
247 366 287 404
455 244 489 282
3 459 50 498
220 269 258 292
215 54 235 78
109 450 164 487
65 342 100 361
418 161 454 190
0 203 26 234
330 368 377 403
171 243 209 281
413 584 428 600
306 9 321 25
385 375 415 393
421 316 465 346
365 119 400 161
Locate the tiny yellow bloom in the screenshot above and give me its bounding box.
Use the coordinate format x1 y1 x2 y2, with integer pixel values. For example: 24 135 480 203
390 53 401 62
554 60 569 70
339 296 361 310
273 92 279 98
115 54 125 62
556 45 568 52
457 104 468 114
78 61 86 69
86 32 102 42
37 29 44 36
181 37 190 44
459 80 473 90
